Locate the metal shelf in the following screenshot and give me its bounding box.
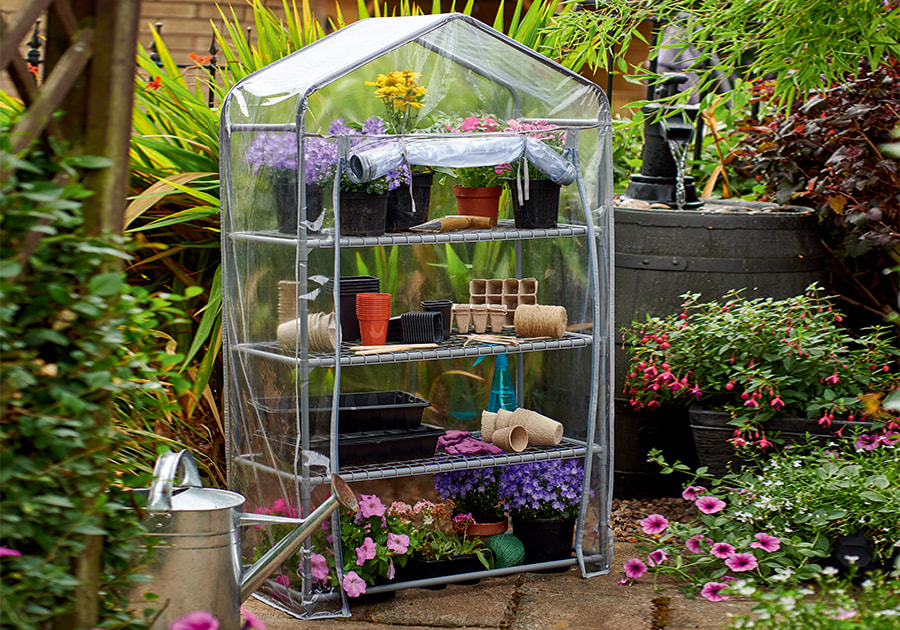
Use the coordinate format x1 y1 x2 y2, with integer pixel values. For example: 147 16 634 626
235 331 593 368
228 219 589 249
235 436 601 484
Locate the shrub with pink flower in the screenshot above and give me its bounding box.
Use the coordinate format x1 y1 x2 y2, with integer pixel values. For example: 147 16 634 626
436 114 506 188
387 500 491 569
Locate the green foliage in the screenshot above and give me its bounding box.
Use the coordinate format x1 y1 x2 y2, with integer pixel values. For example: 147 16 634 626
729 568 900 630
0 141 189 628
539 0 900 111
622 286 900 438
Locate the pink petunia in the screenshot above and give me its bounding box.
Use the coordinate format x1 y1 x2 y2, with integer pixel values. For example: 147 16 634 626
355 537 377 566
695 495 726 514
750 532 781 553
700 581 730 602
711 542 736 559
623 557 648 579
639 514 670 535
342 570 367 598
724 552 758 572
240 607 266 630
0 547 21 558
274 574 290 587
358 494 386 518
170 611 220 630
685 534 711 554
647 549 668 567
386 558 396 580
681 485 706 501
386 532 409 554
310 552 329 582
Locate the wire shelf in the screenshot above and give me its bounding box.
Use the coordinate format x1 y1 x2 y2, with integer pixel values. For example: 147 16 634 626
228 219 589 249
234 331 593 368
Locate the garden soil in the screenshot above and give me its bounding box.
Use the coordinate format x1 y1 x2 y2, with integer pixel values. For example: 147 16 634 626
243 497 755 630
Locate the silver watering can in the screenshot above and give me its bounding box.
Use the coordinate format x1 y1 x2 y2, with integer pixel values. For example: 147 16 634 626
129 450 357 630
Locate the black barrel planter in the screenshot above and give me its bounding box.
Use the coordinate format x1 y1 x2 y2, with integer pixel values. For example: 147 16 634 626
613 201 827 497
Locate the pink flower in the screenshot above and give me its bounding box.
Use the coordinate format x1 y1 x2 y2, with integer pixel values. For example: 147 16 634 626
618 575 631 586
0 547 21 558
685 534 711 554
459 116 480 132
386 532 409 554
770 396 784 409
695 496 726 514
724 552 758 572
310 552 329 582
711 542 736 559
274 574 290 587
854 433 881 451
687 384 703 398
700 581 730 602
355 537 377 566
240 607 266 630
386 558 396 580
647 549 668 567
342 570 367 597
681 485 706 501
828 607 858 621
358 494 386 518
623 557 647 579
170 611 219 630
271 498 299 518
750 532 781 553
639 514 670 535
824 372 840 385
743 398 759 408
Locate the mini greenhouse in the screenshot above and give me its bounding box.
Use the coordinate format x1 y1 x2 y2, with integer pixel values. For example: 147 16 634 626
220 13 614 619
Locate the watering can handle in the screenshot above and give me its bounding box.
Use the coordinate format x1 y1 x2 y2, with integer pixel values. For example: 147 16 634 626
147 450 204 510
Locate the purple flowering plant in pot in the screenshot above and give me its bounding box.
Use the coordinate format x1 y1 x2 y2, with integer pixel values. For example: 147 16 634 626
622 285 899 451
619 433 900 601
498 459 586 564
433 466 505 524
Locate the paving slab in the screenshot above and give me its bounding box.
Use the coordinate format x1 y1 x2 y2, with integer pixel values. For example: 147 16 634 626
242 541 754 630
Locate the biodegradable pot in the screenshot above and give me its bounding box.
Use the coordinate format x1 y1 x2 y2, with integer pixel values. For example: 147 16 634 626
453 186 502 226
510 178 560 229
511 515 576 567
689 407 874 477
386 172 433 232
339 190 389 236
273 177 324 234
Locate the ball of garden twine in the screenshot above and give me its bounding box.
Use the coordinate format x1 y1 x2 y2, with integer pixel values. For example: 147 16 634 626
514 304 567 338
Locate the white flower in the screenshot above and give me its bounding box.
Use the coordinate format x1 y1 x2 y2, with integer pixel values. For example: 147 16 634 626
778 595 796 610
821 566 839 576
843 554 860 565
797 587 815 596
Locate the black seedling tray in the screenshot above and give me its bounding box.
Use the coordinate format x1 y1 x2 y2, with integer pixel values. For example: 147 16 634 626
264 423 444 467
252 390 430 434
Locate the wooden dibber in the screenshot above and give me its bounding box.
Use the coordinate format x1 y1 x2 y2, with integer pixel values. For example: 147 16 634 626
410 215 494 233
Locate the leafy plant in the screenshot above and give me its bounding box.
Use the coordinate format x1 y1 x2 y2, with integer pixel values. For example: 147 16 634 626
622 286 900 440
387 500 491 568
733 59 900 326
435 115 506 188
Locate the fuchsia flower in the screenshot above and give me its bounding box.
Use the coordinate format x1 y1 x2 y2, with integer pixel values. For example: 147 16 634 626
0 547 21 558
750 532 781 553
724 552 758 572
681 485 706 501
623 557 648 579
824 372 841 385
647 549 668 567
342 570 367 597
770 396 784 409
695 495 726 514
170 611 219 630
310 552 329 582
639 513 670 535
711 542 736 559
355 537 377 566
700 581 730 602
358 494 386 518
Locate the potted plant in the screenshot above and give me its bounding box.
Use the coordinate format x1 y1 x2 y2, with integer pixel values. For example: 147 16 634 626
433 466 508 539
329 116 408 237
387 500 492 588
365 69 434 231
622 286 899 474
437 114 506 225
496 119 567 229
246 130 335 233
498 459 585 565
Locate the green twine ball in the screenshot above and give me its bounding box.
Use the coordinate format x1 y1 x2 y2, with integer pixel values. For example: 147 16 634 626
485 533 525 568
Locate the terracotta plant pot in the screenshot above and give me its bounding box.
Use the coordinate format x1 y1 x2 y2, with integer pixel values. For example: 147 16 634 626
465 517 509 541
453 186 502 226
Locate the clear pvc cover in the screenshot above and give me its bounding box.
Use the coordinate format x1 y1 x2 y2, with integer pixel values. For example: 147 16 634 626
220 13 613 619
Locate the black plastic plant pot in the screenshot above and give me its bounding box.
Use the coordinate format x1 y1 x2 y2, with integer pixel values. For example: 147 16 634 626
401 554 483 589
386 171 433 232
510 178 560 229
275 181 325 234
511 515 575 568
340 190 389 236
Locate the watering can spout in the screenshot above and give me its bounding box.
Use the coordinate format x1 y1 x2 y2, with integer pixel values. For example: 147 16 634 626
239 474 357 602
